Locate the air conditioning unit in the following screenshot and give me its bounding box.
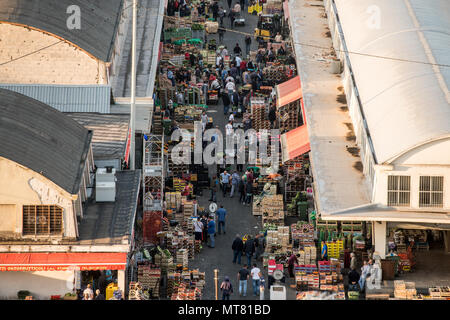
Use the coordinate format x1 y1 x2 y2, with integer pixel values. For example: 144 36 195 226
96 167 116 202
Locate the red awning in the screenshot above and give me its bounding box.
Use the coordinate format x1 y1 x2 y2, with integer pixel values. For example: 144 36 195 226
276 76 302 108
283 1 290 21
281 125 310 163
0 252 127 272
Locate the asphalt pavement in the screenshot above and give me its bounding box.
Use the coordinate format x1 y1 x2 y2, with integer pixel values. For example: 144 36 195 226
189 2 297 300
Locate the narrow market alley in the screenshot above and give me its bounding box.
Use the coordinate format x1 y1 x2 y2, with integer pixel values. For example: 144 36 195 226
187 1 296 300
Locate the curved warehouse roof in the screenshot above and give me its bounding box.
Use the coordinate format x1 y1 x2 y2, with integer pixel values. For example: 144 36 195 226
0 89 92 195
0 0 123 62
334 0 450 164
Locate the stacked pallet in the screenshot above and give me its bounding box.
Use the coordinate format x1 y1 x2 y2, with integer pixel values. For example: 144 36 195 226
261 194 284 226
137 265 161 298
262 64 290 83
154 252 174 273
394 281 417 300
128 282 150 300
297 246 317 265
168 270 205 300
176 249 189 268
152 106 163 134
295 273 320 290
251 100 270 130
266 226 290 253
278 101 299 132
166 192 182 211
291 223 315 247
182 198 195 222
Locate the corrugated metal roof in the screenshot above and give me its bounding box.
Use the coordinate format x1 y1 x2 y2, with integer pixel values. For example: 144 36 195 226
0 84 111 113
0 0 124 62
334 0 450 164
66 113 130 161
78 170 141 245
0 88 92 195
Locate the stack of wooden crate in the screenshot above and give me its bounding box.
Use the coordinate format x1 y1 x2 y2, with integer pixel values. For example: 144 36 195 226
137 265 161 299
261 194 284 226
176 249 189 268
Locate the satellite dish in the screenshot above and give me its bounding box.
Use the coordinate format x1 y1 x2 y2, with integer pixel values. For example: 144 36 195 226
273 269 283 281
209 202 217 213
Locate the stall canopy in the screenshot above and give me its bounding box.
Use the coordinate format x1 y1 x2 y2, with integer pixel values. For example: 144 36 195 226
276 75 302 108
0 252 127 272
281 124 310 163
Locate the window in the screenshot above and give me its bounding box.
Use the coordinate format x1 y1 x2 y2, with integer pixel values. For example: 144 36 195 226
419 176 444 208
23 205 63 236
387 176 410 206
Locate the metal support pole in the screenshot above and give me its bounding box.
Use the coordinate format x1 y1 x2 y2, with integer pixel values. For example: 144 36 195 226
214 269 219 300
130 0 137 170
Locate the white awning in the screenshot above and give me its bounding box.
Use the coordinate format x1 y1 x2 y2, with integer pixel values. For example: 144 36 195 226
321 203 450 224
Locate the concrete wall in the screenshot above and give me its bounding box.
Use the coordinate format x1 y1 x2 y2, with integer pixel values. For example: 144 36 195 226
373 164 450 209
0 157 77 239
0 23 107 85
0 270 74 300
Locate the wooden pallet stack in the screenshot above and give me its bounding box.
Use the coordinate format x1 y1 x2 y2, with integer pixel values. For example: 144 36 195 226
176 249 189 268
261 194 284 226
154 252 174 273
291 223 315 247
166 192 182 211
278 100 299 132
251 101 270 130
152 106 163 134
137 265 161 299
394 281 417 300
128 282 149 300
182 198 194 222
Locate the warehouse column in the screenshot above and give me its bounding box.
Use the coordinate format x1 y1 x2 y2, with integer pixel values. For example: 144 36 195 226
374 221 387 258
118 269 126 297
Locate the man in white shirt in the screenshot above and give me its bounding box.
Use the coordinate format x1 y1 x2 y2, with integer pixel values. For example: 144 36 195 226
235 55 242 67
210 78 221 91
216 54 222 67
250 264 261 296
83 284 94 300
201 111 209 132
221 47 229 58
225 121 234 137
226 75 235 84
228 113 234 123
225 80 235 93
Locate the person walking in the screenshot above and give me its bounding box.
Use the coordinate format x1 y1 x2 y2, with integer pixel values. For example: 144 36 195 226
230 171 240 197
244 235 255 267
250 263 261 296
245 35 252 57
268 106 276 129
220 276 233 300
83 284 94 300
201 215 208 244
229 10 235 29
216 205 227 234
194 218 204 241
232 234 244 264
287 252 299 277
255 233 266 261
245 179 253 205
218 7 225 26
220 170 231 197
222 91 231 115
238 177 246 203
207 216 216 248
218 27 225 42
201 111 208 132
209 175 218 202
233 43 242 56
237 265 250 297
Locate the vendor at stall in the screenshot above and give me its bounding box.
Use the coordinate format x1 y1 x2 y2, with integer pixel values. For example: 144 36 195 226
287 253 299 278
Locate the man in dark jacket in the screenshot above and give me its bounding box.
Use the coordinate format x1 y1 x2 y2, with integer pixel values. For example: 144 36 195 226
238 177 246 203
245 35 252 56
268 106 276 128
348 267 360 292
245 179 253 205
222 91 231 115
244 235 255 267
233 43 242 56
232 234 244 264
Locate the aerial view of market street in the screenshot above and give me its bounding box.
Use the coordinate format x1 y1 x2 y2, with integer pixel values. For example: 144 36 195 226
0 0 449 304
